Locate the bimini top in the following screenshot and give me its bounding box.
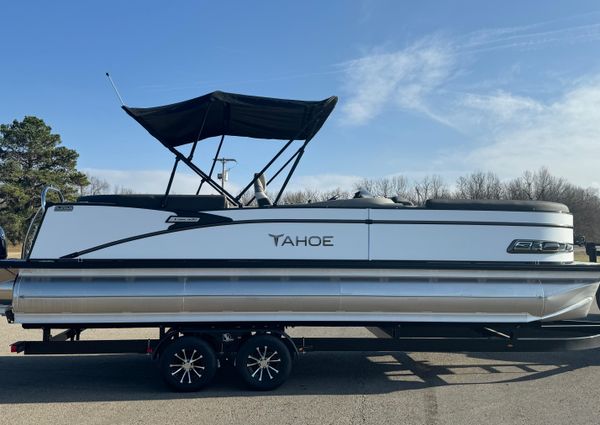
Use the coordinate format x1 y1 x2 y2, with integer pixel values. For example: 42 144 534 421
123 91 338 147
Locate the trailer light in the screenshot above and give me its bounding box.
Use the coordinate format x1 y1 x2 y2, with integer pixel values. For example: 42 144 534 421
10 344 17 353
507 240 574 254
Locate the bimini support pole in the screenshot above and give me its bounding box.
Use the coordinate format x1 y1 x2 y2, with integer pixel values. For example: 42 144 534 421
196 134 225 195
237 96 337 205
234 139 295 203
274 143 307 205
188 101 212 162
244 149 301 206
162 157 180 207
166 145 241 207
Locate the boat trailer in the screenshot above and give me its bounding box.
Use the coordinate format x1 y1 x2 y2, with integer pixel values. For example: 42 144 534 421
9 320 600 391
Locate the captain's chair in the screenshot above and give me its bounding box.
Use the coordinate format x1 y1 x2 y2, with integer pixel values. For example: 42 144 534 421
353 188 373 199
253 173 272 207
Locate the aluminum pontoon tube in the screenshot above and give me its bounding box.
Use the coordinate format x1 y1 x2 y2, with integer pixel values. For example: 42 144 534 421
10 267 600 325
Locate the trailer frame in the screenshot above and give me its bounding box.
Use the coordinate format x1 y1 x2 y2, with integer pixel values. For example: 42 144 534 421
11 320 600 355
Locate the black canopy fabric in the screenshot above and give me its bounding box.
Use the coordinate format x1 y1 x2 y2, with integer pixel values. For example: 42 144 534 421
123 91 338 147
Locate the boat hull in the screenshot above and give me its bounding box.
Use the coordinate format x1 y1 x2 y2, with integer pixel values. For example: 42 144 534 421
30 204 575 263
8 201 598 326
10 266 599 325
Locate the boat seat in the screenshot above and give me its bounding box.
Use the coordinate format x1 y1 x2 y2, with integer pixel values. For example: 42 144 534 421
425 199 569 213
253 173 272 207
77 194 227 211
291 197 402 208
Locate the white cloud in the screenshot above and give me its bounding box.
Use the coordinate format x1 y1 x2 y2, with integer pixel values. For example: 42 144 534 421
340 16 600 126
460 22 600 54
459 91 543 122
453 78 600 187
339 18 600 189
340 37 456 125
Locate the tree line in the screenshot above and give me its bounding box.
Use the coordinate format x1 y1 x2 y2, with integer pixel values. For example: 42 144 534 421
275 169 600 240
1 116 599 243
80 174 134 197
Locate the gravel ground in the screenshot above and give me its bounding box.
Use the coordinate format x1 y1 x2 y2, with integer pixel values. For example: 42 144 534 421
0 306 599 425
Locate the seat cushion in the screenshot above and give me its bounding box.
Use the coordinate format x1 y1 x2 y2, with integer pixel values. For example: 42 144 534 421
291 197 399 208
77 194 227 211
425 199 569 213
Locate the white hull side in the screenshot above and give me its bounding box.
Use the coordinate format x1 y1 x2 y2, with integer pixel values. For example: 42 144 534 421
30 205 574 263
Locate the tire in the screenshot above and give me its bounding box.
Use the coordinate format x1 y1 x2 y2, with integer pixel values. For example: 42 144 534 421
159 336 217 392
235 334 292 391
596 287 600 309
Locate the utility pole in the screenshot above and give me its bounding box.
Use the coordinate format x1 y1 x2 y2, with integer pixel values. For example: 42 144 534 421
216 158 237 190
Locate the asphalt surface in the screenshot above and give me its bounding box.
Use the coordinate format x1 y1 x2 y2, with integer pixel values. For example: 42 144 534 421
0 307 599 425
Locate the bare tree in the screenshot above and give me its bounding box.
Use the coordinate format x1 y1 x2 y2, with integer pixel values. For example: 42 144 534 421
279 188 350 205
502 168 600 240
505 170 535 200
555 184 600 240
113 185 135 195
455 171 504 199
239 190 257 207
531 168 569 201
354 176 410 199
379 175 410 198
353 178 378 195
410 175 449 205
80 174 110 196
505 168 568 201
80 174 136 196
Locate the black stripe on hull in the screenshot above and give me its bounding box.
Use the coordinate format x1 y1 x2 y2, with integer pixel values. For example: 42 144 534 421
3 258 600 272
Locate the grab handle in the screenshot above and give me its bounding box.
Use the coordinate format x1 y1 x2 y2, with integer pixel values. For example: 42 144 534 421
41 186 64 209
22 186 64 259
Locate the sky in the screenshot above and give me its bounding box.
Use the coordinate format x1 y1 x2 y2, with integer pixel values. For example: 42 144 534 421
2 1 600 195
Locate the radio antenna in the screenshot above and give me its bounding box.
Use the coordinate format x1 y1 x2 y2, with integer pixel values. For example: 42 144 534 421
105 72 125 106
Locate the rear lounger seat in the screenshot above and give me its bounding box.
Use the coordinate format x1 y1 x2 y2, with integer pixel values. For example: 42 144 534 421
425 199 569 213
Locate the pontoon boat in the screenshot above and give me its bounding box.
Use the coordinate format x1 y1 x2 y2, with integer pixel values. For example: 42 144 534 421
1 90 599 328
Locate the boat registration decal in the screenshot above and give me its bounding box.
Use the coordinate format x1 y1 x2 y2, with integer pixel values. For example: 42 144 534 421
268 233 334 247
54 205 73 212
166 216 201 223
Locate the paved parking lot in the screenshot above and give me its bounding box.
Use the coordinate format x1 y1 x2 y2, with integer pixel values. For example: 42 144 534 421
0 307 599 425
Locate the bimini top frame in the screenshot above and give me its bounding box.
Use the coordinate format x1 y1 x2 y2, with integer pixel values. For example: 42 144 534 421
123 91 338 207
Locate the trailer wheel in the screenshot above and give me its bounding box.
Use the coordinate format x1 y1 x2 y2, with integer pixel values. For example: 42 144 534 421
235 334 292 390
159 336 217 392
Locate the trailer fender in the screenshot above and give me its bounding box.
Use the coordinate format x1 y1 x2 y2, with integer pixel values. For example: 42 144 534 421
236 330 299 361
151 329 180 360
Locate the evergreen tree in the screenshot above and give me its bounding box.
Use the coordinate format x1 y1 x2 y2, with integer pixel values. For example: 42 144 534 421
0 116 88 243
